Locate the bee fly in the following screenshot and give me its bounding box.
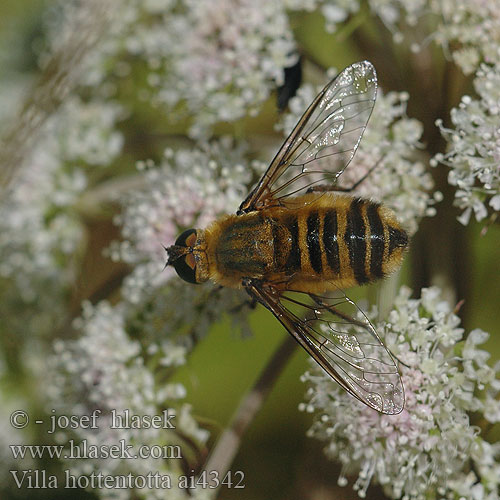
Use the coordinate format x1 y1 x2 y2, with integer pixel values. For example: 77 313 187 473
166 61 407 414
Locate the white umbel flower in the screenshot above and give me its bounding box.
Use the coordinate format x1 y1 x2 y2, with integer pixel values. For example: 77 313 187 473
47 300 210 500
434 63 500 225
301 286 500 499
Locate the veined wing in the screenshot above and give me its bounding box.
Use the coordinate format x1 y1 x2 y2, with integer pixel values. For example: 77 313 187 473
246 281 404 414
239 61 377 213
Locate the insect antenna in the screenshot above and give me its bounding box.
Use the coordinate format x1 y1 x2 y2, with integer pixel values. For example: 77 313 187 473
156 236 189 270
164 244 189 267
157 241 171 272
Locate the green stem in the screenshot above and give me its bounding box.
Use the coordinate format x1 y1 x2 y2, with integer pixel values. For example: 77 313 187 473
201 334 297 494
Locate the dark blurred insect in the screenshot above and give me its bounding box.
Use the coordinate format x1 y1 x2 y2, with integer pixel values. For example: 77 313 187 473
277 55 302 111
167 61 407 414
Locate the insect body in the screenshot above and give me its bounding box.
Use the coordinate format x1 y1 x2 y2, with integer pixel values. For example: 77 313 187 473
172 193 407 294
167 61 407 414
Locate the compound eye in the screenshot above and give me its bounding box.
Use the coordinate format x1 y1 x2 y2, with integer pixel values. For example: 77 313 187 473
173 253 198 284
175 228 197 248
171 228 198 284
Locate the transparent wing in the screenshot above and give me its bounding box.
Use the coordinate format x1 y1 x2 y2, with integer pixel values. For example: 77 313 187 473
239 61 377 213
246 282 404 414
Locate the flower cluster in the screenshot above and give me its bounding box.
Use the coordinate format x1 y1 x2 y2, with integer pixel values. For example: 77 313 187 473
0 138 82 290
434 63 500 225
108 138 258 343
1 2 498 499
0 96 124 310
319 1 362 33
283 0 499 75
47 300 211 500
370 0 500 74
124 279 253 350
280 81 438 234
430 0 500 74
372 0 500 69
158 0 297 137
268 0 409 35
301 286 500 499
45 0 297 138
0 87 126 395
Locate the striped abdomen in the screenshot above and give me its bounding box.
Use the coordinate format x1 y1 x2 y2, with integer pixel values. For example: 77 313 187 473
209 193 408 291
270 195 408 290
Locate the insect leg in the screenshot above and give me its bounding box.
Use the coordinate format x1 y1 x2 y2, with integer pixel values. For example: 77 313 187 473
229 296 257 313
309 294 369 330
207 283 258 313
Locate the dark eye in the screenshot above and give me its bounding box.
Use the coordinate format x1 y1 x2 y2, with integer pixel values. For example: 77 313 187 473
175 228 197 247
172 228 198 284
173 254 198 284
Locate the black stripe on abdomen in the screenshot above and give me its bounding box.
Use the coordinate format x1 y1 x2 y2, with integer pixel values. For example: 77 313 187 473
306 212 322 274
323 210 340 275
284 215 301 273
345 199 368 284
366 203 384 279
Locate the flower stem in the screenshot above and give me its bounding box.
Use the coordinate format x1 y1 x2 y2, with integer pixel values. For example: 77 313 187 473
201 334 297 491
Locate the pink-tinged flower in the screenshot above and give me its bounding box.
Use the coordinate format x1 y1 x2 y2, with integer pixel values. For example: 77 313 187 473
47 300 210 500
160 0 297 137
301 286 500 499
53 0 296 138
